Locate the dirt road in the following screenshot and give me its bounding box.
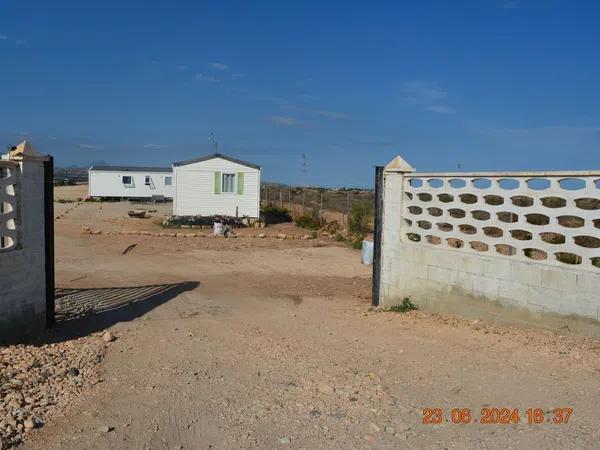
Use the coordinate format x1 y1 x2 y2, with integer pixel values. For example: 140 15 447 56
20 200 600 449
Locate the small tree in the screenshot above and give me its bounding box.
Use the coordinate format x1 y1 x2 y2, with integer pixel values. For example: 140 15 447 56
348 200 373 234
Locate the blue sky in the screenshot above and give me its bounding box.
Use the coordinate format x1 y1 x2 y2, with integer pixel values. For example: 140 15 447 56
1 0 599 187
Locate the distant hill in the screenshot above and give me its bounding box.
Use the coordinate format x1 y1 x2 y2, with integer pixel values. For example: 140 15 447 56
54 166 88 183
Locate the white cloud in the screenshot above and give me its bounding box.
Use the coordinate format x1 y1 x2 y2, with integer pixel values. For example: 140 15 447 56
176 65 187 71
501 1 519 10
311 109 350 120
232 73 246 78
143 144 170 149
16 39 27 46
78 143 104 149
490 124 600 137
195 73 220 83
267 115 305 126
403 81 447 103
0 35 8 40
210 62 229 71
403 81 456 115
425 105 456 115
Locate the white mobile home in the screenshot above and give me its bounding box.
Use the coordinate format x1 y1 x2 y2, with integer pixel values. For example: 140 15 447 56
173 153 261 218
88 165 174 199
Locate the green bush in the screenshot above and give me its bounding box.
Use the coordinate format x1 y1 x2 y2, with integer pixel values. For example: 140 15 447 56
388 297 418 313
348 200 373 234
261 204 292 225
350 234 365 249
334 232 345 242
295 209 323 230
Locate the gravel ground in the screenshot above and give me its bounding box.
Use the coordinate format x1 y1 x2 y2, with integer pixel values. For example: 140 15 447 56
0 334 109 449
3 195 599 449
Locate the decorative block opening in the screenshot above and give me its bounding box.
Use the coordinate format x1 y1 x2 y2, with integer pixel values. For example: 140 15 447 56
406 233 421 242
539 232 565 244
557 215 585 228
483 226 503 238
459 224 477 235
555 252 582 265
541 197 566 208
498 178 519 190
511 229 533 241
449 179 467 188
417 220 432 230
472 210 491 220
526 213 550 226
495 244 516 256
0 235 14 249
1 202 13 213
574 198 600 210
447 238 463 248
497 211 518 223
524 248 548 260
526 178 551 190
417 193 432 202
459 193 477 204
484 195 504 206
573 235 600 248
408 206 423 215
427 178 443 188
437 222 453 232
427 207 443 217
511 195 534 207
448 208 466 218
426 235 441 245
470 241 489 252
559 178 586 190
408 178 423 188
472 178 492 189
438 193 454 203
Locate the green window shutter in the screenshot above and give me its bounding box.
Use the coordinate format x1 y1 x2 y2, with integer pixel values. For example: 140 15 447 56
214 171 221 194
237 172 244 195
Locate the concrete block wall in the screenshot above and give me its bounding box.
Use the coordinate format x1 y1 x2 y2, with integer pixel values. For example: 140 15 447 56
0 159 47 343
379 167 600 337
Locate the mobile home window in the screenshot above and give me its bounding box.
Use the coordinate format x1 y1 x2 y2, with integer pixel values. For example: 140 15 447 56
165 176 172 186
145 176 151 186
122 176 132 185
222 173 235 193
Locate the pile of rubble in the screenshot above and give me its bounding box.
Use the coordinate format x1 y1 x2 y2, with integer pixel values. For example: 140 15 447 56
0 332 111 449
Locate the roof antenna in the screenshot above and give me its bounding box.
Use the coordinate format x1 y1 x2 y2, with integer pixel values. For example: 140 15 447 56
209 132 218 155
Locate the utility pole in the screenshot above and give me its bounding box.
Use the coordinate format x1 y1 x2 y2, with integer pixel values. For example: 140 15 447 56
301 153 307 214
209 132 218 154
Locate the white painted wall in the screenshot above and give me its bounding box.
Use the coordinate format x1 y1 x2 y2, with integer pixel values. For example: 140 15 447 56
379 163 600 337
89 170 174 198
173 157 260 217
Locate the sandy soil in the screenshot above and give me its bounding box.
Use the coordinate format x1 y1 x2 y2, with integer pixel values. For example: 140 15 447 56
17 195 600 449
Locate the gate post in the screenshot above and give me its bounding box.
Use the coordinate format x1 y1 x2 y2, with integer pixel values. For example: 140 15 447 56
375 156 415 308
44 156 55 326
372 166 384 306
